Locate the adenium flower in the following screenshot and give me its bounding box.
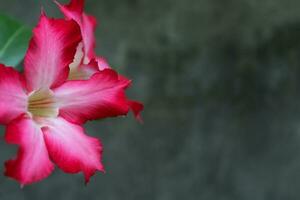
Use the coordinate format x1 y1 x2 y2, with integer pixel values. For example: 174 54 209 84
0 3 143 186
56 0 143 121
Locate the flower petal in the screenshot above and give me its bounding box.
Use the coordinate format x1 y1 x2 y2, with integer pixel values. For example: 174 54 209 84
24 13 81 91
81 13 97 63
54 69 132 124
96 56 110 71
0 64 27 124
57 0 84 15
4 115 54 186
68 45 99 80
117 75 144 122
56 0 96 64
41 117 104 183
128 100 144 123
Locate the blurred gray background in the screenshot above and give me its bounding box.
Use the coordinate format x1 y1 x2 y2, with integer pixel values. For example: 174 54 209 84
0 0 300 199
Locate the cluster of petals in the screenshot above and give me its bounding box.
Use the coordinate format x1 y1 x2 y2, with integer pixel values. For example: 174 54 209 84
0 0 143 186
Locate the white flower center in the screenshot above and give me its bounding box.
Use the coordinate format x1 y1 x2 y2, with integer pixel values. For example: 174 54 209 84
27 89 58 118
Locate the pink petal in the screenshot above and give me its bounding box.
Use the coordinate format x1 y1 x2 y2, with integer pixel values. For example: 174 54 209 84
0 64 27 124
41 117 104 183
117 75 144 122
69 62 98 80
54 69 132 124
96 56 110 71
56 0 96 64
68 51 99 80
24 13 81 91
81 13 97 63
128 100 144 123
5 115 54 186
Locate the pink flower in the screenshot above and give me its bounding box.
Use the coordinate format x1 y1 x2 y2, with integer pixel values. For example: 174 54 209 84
56 0 143 121
0 9 143 186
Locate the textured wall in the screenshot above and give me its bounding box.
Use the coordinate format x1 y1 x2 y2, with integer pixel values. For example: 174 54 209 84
0 0 300 199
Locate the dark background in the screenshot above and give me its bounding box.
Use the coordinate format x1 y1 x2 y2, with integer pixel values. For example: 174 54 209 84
0 0 300 199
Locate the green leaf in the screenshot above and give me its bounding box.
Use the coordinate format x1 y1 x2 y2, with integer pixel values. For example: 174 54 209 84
0 14 31 67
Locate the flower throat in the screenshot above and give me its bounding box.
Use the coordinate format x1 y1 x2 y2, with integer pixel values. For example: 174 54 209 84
28 89 58 118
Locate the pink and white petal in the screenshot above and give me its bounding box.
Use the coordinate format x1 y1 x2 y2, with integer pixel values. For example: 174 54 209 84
41 117 104 183
56 0 96 63
0 64 27 125
54 69 132 124
96 56 110 71
68 63 98 80
5 115 54 186
24 13 81 91
69 42 85 73
69 55 99 80
81 13 97 63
